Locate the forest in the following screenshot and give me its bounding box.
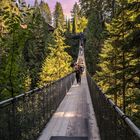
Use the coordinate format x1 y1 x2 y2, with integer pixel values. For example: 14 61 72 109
80 0 140 127
0 0 86 100
0 0 140 128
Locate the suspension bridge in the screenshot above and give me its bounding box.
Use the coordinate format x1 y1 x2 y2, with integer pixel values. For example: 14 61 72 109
0 38 140 140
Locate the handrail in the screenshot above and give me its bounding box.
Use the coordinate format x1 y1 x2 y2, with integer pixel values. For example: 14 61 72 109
108 99 140 138
0 87 41 106
87 72 140 140
0 72 75 140
0 72 74 107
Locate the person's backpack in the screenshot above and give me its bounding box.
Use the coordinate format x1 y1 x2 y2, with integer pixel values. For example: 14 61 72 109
79 66 84 74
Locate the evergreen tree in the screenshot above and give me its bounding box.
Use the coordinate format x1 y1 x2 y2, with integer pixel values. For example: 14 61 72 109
79 0 116 20
96 0 140 125
72 15 77 34
0 0 30 100
77 16 88 33
71 2 81 19
85 9 103 75
23 6 51 89
71 2 87 34
34 0 38 7
53 2 65 28
67 19 72 33
40 1 52 24
40 25 72 84
80 0 118 75
0 0 52 100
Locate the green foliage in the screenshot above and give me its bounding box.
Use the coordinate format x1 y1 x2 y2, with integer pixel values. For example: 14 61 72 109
39 26 72 84
77 16 88 33
80 0 113 75
65 2 86 62
65 36 79 62
23 7 52 89
0 0 56 100
95 0 140 126
53 2 65 28
79 0 116 20
0 0 76 101
40 1 52 24
0 0 28 36
85 10 104 75
71 2 88 34
72 15 77 34
80 0 140 127
0 0 30 100
67 19 72 33
71 2 81 18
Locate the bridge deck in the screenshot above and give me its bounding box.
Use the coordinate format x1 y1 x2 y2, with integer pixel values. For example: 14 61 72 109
38 73 100 140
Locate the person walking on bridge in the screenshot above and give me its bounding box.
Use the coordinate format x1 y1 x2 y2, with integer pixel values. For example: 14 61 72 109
74 63 83 85
79 45 83 55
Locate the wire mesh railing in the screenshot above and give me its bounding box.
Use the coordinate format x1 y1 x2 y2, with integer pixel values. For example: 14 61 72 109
0 72 75 140
87 72 140 140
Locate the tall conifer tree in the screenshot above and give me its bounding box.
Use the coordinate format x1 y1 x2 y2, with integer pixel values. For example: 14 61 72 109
40 25 72 84
71 2 81 19
40 1 52 24
96 0 140 124
53 2 65 28
72 15 77 34
67 19 72 33
71 2 87 34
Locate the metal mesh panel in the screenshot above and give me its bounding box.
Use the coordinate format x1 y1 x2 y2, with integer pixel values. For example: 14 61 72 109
0 73 75 140
87 73 140 140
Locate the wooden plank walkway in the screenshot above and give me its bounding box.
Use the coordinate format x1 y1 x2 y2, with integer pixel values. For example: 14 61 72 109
38 46 100 140
38 73 100 140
